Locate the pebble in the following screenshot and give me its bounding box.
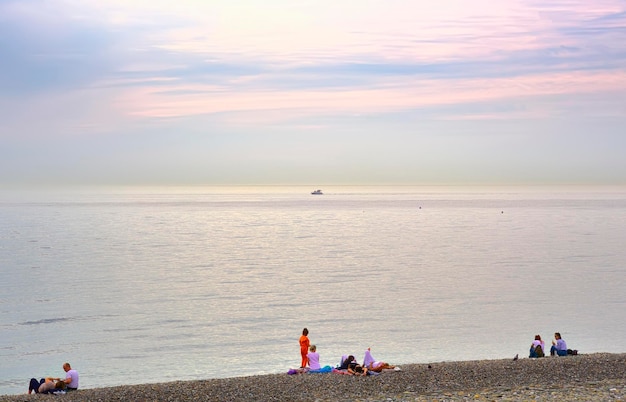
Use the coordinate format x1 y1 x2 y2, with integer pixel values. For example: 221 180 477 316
1 353 624 401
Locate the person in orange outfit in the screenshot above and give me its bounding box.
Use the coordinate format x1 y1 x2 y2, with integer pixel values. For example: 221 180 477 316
299 328 310 368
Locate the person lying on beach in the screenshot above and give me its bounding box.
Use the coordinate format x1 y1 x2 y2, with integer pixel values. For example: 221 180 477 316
363 348 396 372
28 377 66 394
339 355 368 375
529 335 545 358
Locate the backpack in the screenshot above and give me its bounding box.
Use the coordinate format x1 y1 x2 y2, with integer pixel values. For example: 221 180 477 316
535 344 544 357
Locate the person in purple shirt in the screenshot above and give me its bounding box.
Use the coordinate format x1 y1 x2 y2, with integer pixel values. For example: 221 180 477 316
62 362 79 391
550 332 568 356
307 345 321 370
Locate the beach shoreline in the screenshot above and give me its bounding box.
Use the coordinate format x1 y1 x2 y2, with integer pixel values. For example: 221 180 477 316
2 353 624 401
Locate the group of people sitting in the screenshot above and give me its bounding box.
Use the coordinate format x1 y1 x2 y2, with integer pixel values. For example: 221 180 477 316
529 332 578 358
337 349 397 376
290 345 398 376
296 328 398 376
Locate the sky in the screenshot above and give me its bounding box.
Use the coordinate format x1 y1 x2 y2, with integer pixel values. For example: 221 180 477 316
1 0 625 186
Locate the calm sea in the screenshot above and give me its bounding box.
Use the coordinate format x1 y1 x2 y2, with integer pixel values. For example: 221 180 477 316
1 185 625 395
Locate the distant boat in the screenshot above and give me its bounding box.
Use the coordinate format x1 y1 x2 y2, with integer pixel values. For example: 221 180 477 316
311 189 323 195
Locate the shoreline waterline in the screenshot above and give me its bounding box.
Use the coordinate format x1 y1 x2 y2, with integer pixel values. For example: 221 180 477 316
2 353 624 401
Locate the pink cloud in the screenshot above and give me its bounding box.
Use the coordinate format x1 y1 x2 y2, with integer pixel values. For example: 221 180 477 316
135 0 626 63
5 0 625 133
113 70 626 122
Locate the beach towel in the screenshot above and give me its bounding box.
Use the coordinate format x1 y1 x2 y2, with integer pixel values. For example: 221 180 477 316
308 365 333 373
332 368 353 375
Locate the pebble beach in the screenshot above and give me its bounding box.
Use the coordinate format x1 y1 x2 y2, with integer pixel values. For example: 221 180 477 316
2 353 624 401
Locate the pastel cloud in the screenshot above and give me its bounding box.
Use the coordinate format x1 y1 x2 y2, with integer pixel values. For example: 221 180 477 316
1 0 625 185
113 70 626 120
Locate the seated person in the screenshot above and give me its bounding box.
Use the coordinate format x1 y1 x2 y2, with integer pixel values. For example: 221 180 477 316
28 377 66 394
307 345 321 370
339 355 368 375
363 348 396 372
550 332 568 356
62 362 80 391
529 335 545 358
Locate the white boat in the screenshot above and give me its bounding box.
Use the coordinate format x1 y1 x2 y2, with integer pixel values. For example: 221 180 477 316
311 189 323 195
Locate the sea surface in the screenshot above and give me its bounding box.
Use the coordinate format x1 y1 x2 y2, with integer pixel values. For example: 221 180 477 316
1 185 625 395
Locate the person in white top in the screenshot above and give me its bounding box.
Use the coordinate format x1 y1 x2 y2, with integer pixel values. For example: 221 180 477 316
62 362 79 391
307 345 321 370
